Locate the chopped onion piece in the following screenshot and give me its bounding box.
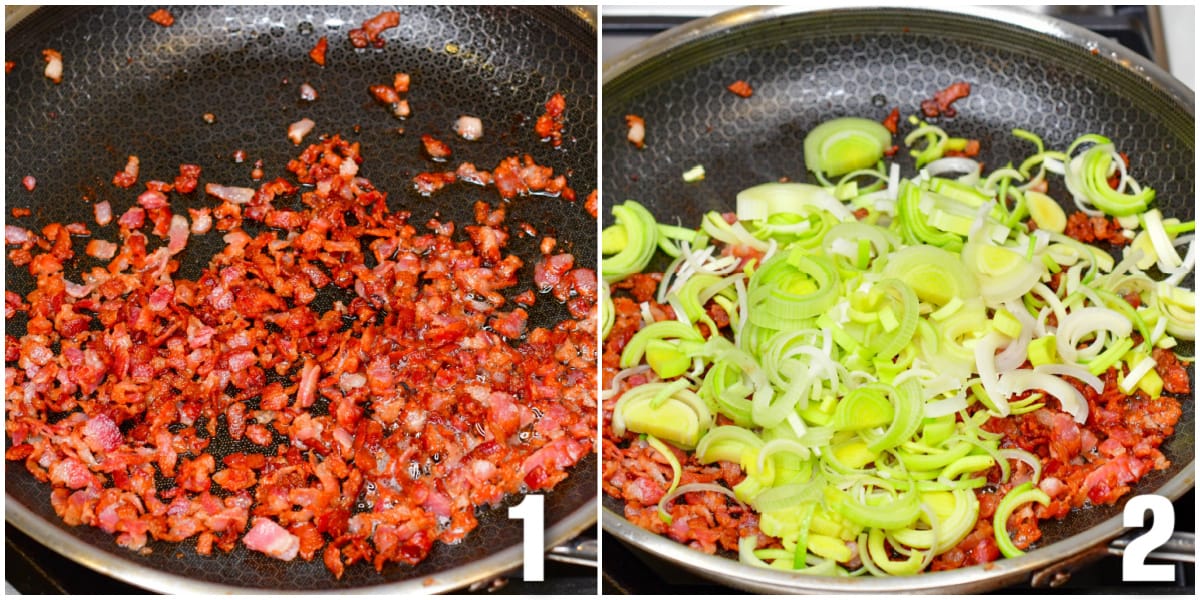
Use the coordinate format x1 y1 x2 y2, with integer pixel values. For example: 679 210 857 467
1000 369 1089 423
1118 356 1158 394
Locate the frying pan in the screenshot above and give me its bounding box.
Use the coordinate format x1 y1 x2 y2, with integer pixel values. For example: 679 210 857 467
601 5 1194 593
4 5 596 593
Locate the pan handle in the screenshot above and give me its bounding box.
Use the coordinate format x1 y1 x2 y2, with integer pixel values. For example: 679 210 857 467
1107 530 1195 564
1031 531 1195 588
547 537 599 568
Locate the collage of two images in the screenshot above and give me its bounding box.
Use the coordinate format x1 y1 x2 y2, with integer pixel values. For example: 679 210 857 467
3 5 1195 595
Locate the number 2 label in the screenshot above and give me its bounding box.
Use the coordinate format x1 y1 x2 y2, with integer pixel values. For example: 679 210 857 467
1121 494 1175 582
509 494 545 581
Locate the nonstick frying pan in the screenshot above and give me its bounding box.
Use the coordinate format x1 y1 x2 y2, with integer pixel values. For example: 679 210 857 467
5 5 596 593
602 5 1194 593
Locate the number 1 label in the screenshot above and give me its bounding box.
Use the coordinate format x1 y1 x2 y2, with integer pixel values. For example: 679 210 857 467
509 494 545 581
1122 494 1175 582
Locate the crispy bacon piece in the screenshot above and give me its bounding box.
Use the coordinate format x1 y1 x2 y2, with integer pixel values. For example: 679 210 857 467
882 107 900 134
11 207 32 218
349 10 400 49
42 49 62 83
921 81 971 118
309 36 328 66
244 518 300 561
148 8 175 27
21 176 36 191
534 92 566 147
1063 211 1129 246
726 80 753 98
420 134 452 160
625 114 645 149
5 60 13 74
112 155 140 188
174 163 202 193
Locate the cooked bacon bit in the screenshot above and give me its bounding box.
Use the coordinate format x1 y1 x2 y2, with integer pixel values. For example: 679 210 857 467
413 171 456 196
42 49 62 83
137 190 168 209
308 36 328 66
112 155 140 188
726 80 753 98
174 163 201 193
117 206 145 229
393 72 410 93
85 239 118 260
921 81 972 118
148 8 174 27
202 112 216 124
421 134 452 161
5 60 13 74
455 115 483 141
205 183 255 205
299 82 318 102
22 176 36 191
456 162 492 186
489 308 528 340
349 10 400 49
369 84 410 119
882 107 900 135
65 222 90 236
1152 348 1190 395
244 518 300 561
540 237 557 255
514 290 536 307
11 207 31 218
166 214 189 254
1064 211 1129 246
6 225 34 245
534 92 566 147
585 189 598 219
288 118 316 145
625 114 645 149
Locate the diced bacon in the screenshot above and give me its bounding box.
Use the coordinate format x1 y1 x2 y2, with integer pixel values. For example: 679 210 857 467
6 225 34 245
298 361 320 408
625 114 645 149
94 201 113 226
726 80 753 98
421 134 452 160
534 253 574 291
86 239 118 260
288 118 316 145
243 518 300 561
309 36 328 66
118 206 145 229
188 208 212 234
22 175 37 191
83 414 122 453
455 115 483 141
299 82 318 102
348 10 400 49
50 458 94 489
137 190 169 209
205 183 255 204
174 163 202 193
921 81 972 118
489 308 528 340
113 155 140 188
534 92 566 147
42 48 62 83
148 8 174 27
393 72 410 93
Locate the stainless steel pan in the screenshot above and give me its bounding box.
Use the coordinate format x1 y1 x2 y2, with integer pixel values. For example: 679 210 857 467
601 5 1194 593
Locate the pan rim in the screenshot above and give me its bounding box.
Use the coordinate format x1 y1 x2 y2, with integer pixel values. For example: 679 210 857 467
8 490 596 594
602 3 1196 112
600 3 1195 594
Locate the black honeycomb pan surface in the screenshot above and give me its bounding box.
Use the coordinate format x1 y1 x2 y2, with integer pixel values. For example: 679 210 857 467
6 5 596 591
603 7 1193 560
